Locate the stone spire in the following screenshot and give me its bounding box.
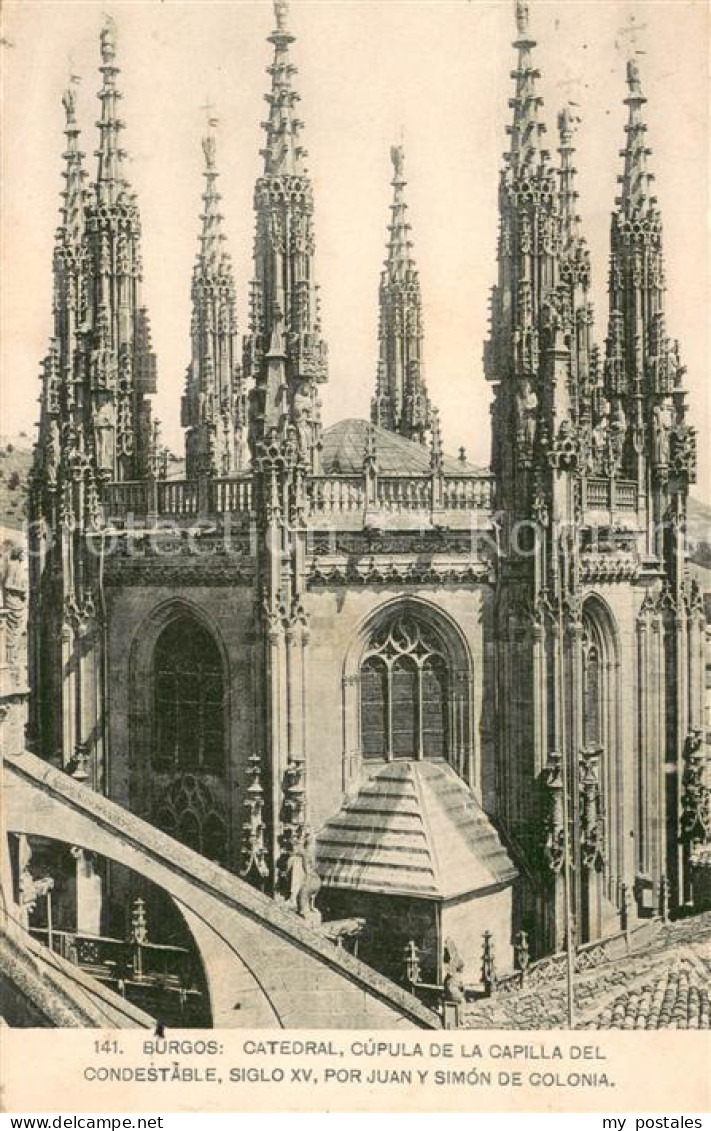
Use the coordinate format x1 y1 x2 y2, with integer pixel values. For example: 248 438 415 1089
59 85 87 255
618 58 655 220
95 16 127 206
603 58 692 490
262 0 307 177
507 0 548 177
32 84 88 509
183 118 248 477
485 0 559 516
371 144 433 445
245 0 328 472
557 107 584 258
556 107 595 427
81 16 157 483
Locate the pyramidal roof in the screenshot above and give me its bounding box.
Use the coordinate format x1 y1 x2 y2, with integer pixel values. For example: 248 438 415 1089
322 419 482 477
316 761 517 901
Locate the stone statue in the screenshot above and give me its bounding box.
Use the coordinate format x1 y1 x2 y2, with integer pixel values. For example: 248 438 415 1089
62 86 76 122
100 17 117 65
627 58 641 95
516 1 529 37
202 132 217 171
653 404 670 466
590 418 607 471
608 399 627 469
274 0 289 33
2 544 28 680
516 380 538 451
443 937 466 1003
93 401 116 474
288 827 322 926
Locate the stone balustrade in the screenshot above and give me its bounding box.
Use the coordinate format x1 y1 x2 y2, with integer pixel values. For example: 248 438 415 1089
102 471 495 527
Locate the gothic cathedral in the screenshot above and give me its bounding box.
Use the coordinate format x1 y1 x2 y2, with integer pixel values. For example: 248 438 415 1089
27 1 704 984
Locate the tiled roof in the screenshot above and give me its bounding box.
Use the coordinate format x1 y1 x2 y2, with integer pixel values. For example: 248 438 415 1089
581 956 710 1030
322 419 483 476
316 760 517 899
461 914 711 1030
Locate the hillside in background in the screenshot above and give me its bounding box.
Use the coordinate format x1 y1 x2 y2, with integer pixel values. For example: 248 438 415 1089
0 435 33 532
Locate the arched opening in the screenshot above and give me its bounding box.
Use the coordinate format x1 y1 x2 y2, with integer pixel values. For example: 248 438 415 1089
153 616 225 773
354 605 464 769
578 598 620 942
134 611 230 868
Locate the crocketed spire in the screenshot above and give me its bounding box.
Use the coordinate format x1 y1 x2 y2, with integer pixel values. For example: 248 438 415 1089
385 144 416 284
59 84 86 254
557 107 583 252
603 56 694 491
198 118 231 278
507 0 548 177
371 144 433 445
95 16 128 205
245 0 328 469
183 118 247 477
618 58 656 220
261 0 307 177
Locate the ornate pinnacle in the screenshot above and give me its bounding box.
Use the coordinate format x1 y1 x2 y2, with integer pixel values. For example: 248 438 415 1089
197 117 230 278
617 57 656 218
373 141 435 444
557 106 584 248
430 407 443 472
385 143 415 284
262 0 305 176
507 0 547 176
59 82 86 251
95 16 128 205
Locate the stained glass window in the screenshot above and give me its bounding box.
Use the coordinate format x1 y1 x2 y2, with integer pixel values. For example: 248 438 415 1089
359 615 448 760
153 616 225 773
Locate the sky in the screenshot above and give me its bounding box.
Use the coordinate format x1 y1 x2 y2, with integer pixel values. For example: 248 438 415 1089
1 0 709 491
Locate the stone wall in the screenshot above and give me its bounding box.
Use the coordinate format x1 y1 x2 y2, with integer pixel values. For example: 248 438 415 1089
303 584 495 829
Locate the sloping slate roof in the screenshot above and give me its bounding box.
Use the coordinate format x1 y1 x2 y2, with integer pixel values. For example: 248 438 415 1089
322 419 483 476
580 956 711 1030
316 760 517 900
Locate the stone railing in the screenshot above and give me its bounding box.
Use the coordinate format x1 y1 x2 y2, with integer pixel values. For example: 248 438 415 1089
104 471 494 526
494 920 661 997
29 926 194 985
158 480 198 516
210 476 253 514
104 481 150 515
442 476 493 510
308 471 494 519
104 477 251 521
308 475 366 514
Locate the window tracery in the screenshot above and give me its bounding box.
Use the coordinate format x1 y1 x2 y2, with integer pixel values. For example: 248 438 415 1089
360 615 448 760
153 616 225 773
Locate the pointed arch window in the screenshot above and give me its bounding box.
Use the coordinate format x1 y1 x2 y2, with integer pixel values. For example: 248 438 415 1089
359 615 448 760
153 616 225 773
